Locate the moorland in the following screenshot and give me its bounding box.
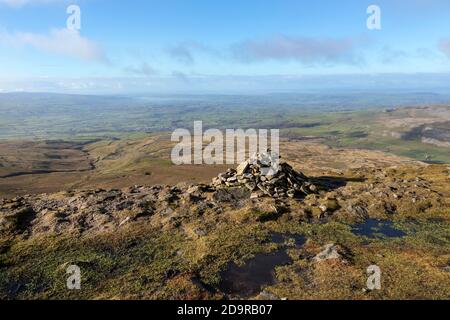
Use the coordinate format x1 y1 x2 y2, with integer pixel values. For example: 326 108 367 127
0 92 449 300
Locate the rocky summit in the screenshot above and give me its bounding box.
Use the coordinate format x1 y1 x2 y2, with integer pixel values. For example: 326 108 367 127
212 153 318 199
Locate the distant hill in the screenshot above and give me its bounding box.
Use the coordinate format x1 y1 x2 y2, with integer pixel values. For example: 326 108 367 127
2 91 450 140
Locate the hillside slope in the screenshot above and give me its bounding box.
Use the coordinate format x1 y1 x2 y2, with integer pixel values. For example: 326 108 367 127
1 145 449 300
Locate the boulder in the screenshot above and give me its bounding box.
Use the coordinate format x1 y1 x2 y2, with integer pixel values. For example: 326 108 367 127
313 244 341 262
236 161 249 175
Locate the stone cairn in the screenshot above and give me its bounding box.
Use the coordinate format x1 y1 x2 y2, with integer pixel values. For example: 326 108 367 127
211 153 318 199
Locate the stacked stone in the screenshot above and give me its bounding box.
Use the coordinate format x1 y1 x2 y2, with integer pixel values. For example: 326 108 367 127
211 154 317 199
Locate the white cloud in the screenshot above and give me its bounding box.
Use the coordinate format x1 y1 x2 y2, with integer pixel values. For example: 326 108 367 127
124 62 158 76
0 0 65 8
0 0 28 7
166 41 216 65
232 35 364 65
0 28 107 62
3 73 450 95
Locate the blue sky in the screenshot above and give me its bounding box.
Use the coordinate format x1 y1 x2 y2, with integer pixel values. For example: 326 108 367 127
1 0 450 93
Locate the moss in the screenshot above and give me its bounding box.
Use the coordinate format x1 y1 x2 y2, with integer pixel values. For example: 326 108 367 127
262 216 450 300
251 209 282 222
0 226 189 299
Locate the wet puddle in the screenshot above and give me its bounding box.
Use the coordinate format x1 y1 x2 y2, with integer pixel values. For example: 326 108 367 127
218 233 305 297
352 219 406 239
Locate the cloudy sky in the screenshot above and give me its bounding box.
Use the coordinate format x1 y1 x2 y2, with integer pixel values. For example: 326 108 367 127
1 0 450 93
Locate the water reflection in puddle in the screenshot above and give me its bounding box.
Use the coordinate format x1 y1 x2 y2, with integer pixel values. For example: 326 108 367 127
218 233 305 297
352 219 406 239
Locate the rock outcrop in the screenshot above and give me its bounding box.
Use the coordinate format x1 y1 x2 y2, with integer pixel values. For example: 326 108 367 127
313 244 341 262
